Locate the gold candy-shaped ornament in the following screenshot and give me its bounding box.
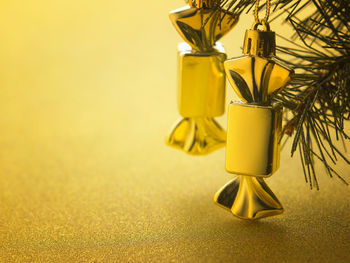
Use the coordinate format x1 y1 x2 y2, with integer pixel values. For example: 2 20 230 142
166 0 239 155
214 19 294 220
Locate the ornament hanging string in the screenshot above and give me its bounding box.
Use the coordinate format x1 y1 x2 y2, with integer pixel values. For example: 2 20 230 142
254 0 270 23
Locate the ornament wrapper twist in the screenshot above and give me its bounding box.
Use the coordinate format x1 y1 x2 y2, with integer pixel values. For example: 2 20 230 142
166 2 238 155
214 21 294 220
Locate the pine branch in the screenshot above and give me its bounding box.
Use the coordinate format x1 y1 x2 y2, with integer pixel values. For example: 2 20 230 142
273 0 350 188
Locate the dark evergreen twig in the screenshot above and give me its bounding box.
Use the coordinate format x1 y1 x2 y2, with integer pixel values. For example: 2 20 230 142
272 0 350 189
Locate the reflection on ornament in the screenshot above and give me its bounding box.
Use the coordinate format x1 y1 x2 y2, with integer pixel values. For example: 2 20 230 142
214 176 284 220
169 2 238 52
167 117 226 155
214 21 294 219
166 1 238 155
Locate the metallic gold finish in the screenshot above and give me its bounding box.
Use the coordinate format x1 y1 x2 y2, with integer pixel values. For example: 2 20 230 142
254 0 271 24
169 6 239 52
178 42 226 117
225 102 282 177
189 0 219 8
167 3 238 155
2 2 350 261
166 117 226 155
225 55 293 103
166 42 226 154
214 176 284 220
214 22 294 219
243 22 276 57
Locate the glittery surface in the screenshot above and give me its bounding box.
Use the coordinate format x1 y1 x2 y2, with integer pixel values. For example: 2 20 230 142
0 1 349 262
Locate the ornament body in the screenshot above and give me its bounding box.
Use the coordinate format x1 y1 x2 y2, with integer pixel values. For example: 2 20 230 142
225 102 282 177
167 3 238 155
214 23 294 219
178 42 226 117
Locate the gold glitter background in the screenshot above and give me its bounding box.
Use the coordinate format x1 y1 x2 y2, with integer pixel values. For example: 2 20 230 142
0 1 349 262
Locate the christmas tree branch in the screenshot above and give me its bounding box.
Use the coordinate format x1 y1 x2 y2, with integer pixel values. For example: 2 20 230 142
273 0 350 188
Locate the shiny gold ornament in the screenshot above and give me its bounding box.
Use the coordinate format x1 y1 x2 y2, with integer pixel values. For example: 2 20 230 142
169 2 238 52
177 42 226 117
167 117 226 154
166 2 239 155
214 176 283 220
225 102 282 177
214 18 294 219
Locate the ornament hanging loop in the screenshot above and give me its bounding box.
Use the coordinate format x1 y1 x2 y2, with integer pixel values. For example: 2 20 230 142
244 19 275 57
251 20 271 32
254 0 271 24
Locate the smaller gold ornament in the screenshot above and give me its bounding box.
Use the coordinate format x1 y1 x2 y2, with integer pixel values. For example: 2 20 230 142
166 1 239 155
214 1 294 219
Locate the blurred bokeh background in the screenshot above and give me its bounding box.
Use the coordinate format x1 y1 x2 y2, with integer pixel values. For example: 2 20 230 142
0 1 349 262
